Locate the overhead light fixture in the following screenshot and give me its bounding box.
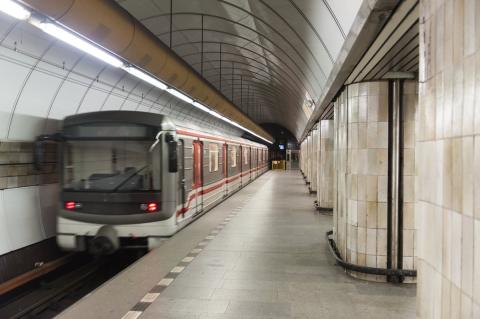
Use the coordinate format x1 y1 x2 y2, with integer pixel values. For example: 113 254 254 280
0 0 31 20
22 7 271 143
123 66 168 90
191 101 211 113
37 22 123 68
209 110 224 119
166 88 193 104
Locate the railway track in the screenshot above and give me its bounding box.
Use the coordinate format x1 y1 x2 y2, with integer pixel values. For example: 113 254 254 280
0 251 143 318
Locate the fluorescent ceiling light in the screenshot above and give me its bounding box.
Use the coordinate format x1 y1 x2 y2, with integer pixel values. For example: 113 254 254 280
38 22 123 68
123 66 167 90
208 110 224 119
192 101 211 113
166 88 193 104
0 0 31 20
22 8 271 143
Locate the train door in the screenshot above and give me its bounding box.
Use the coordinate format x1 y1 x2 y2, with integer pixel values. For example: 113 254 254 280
248 147 251 184
239 145 243 186
249 147 252 180
178 139 186 207
193 141 203 214
253 148 258 178
223 143 228 197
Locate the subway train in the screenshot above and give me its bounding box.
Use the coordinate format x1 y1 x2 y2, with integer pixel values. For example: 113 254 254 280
35 111 269 253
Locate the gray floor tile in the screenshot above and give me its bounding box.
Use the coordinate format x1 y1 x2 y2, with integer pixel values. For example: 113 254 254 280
225 300 292 317
133 172 416 319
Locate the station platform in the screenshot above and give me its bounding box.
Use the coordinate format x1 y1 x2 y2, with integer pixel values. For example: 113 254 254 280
57 171 415 319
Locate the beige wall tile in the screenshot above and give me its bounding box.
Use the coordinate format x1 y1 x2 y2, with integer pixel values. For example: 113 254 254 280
475 137 480 219
358 96 368 122
357 253 366 266
451 211 462 288
461 293 473 319
377 255 387 268
357 201 366 228
366 254 376 267
377 229 387 256
403 229 415 257
462 215 474 298
377 203 387 229
357 227 366 254
367 201 377 229
366 228 377 255
474 220 480 304
462 136 474 216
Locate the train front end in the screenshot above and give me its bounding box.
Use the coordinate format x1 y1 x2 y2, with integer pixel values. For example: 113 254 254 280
38 111 179 253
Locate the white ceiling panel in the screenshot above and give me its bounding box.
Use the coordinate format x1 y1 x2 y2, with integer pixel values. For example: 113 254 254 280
0 0 366 141
117 0 363 137
47 81 89 120
13 68 63 117
77 84 111 114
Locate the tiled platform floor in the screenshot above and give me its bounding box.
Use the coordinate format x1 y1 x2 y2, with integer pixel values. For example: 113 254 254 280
60 171 416 319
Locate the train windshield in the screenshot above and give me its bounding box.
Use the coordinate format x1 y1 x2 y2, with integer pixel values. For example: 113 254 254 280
62 140 161 192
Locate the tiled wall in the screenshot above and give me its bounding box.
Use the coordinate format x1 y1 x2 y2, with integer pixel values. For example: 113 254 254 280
417 0 480 316
317 120 334 209
0 141 60 282
0 141 57 190
333 80 417 282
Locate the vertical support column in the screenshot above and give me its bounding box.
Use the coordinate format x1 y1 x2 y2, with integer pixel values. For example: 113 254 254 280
309 125 318 193
332 80 416 283
306 133 312 185
317 120 334 210
334 89 348 259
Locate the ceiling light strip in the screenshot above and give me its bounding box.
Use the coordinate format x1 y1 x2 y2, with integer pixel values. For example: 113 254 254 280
0 0 30 20
0 0 272 144
37 22 124 68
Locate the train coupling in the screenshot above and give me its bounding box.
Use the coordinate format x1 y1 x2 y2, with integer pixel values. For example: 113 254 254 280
90 225 120 255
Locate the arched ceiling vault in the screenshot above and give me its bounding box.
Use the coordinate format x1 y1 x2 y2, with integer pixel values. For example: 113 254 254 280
116 0 363 139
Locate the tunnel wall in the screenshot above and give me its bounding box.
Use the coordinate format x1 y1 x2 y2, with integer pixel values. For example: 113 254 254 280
417 0 480 316
317 120 334 209
333 80 417 282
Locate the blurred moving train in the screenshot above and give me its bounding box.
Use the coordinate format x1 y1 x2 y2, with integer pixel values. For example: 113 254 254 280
35 111 268 253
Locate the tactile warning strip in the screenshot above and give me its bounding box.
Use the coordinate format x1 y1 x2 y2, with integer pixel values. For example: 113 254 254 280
120 197 252 319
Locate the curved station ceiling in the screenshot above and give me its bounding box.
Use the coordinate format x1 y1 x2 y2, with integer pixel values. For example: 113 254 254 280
0 0 364 143
116 0 363 138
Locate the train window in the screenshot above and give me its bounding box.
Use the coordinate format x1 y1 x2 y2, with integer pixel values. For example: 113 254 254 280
230 147 237 167
62 140 161 192
209 144 219 172
244 148 248 164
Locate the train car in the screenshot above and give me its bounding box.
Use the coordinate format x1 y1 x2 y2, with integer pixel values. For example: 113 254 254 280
35 111 268 254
